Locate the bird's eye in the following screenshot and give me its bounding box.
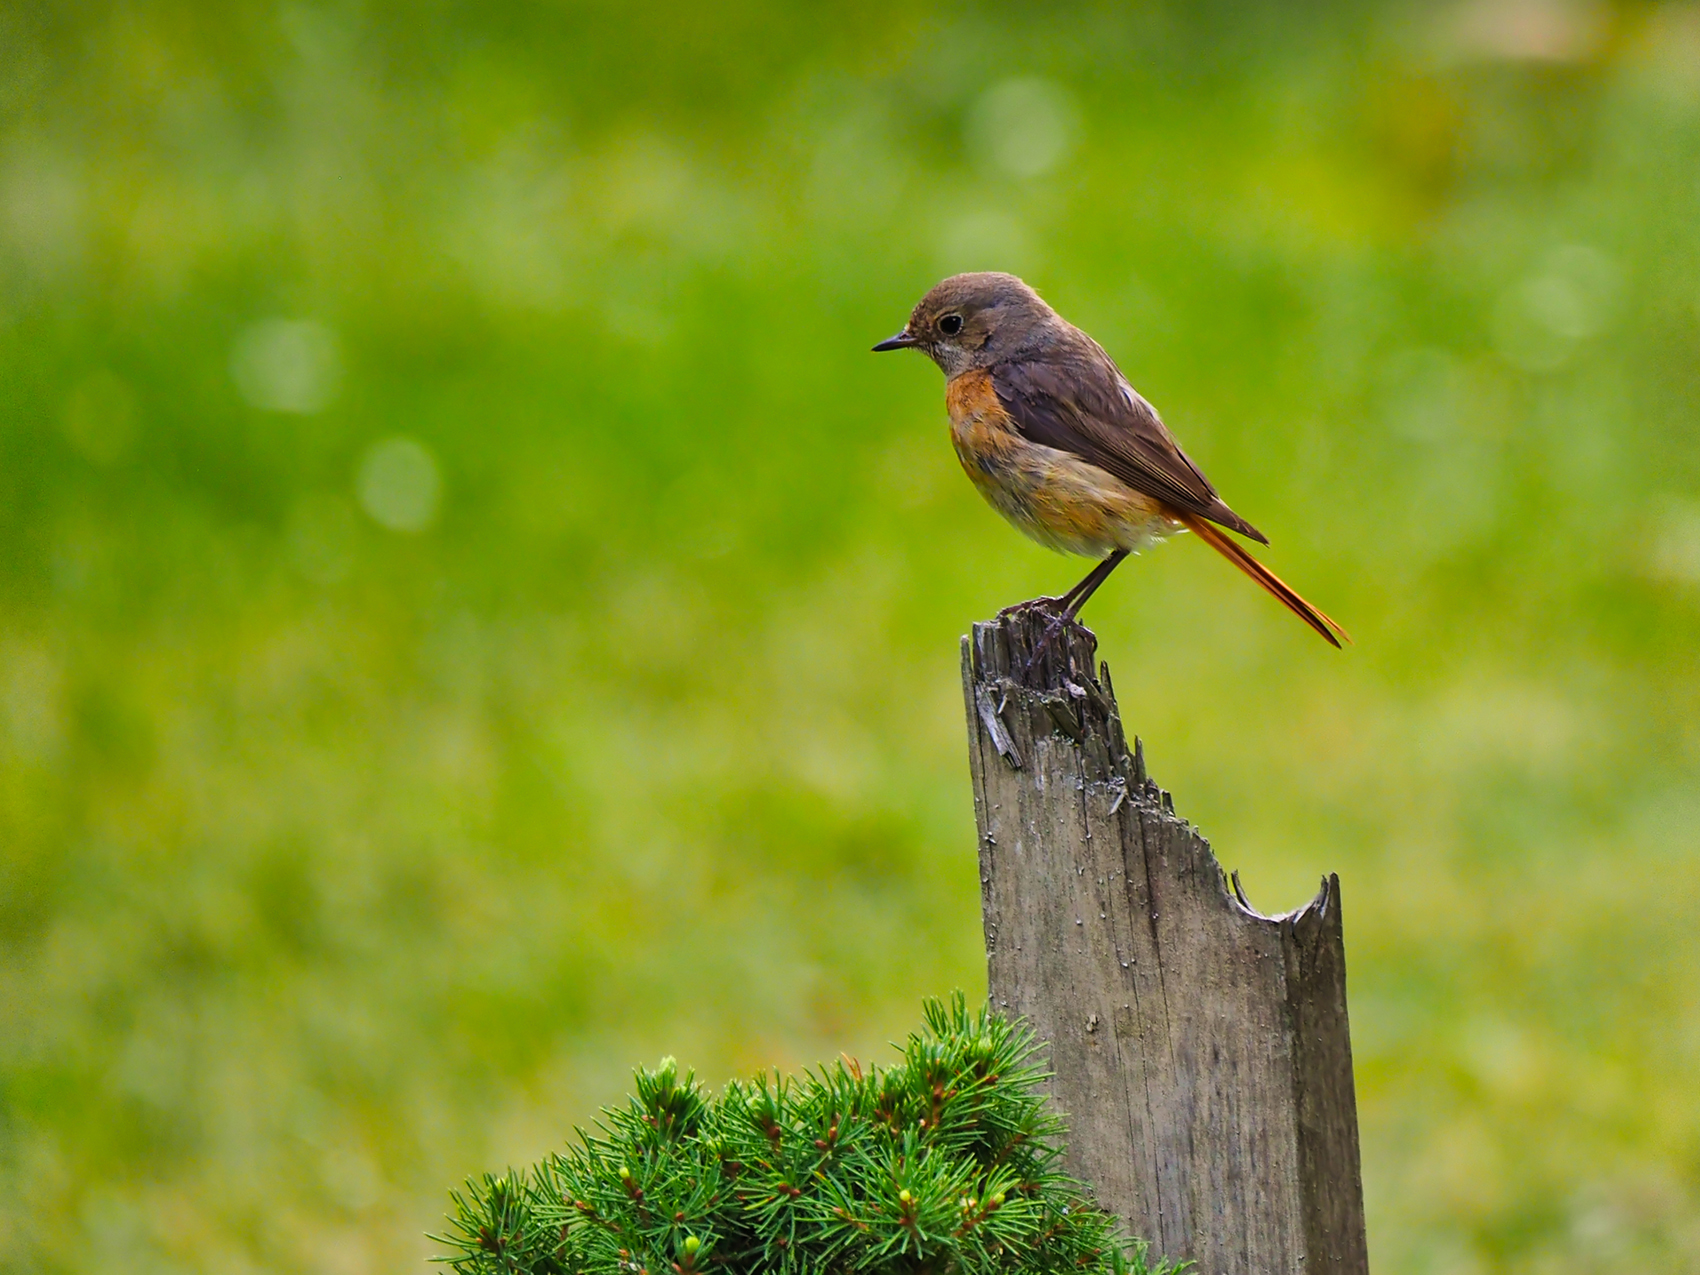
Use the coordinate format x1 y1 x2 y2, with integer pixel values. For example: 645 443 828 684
937 313 964 336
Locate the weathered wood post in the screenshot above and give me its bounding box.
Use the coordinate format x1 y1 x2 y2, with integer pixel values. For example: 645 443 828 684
962 610 1368 1275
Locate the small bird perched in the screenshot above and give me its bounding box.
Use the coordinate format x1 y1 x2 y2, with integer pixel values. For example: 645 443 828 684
874 272 1346 648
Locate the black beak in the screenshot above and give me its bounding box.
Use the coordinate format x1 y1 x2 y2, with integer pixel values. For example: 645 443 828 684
872 330 919 352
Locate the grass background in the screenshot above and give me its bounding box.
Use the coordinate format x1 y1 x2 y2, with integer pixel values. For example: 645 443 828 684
3 1 1700 1271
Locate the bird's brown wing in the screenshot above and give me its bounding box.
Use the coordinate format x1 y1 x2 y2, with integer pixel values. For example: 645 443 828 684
990 351 1268 544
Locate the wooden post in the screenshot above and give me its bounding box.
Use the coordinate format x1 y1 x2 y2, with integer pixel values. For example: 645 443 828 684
962 610 1368 1275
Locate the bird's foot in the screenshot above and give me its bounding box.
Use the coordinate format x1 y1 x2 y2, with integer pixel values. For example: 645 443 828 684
997 594 1069 621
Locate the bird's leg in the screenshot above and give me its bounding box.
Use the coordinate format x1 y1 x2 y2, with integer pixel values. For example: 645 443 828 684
1051 565 1102 614
1021 550 1130 680
1059 548 1129 620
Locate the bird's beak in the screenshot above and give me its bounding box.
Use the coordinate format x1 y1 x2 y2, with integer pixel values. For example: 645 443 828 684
872 329 919 352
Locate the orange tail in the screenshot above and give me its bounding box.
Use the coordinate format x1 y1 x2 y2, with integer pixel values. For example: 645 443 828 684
1179 514 1350 648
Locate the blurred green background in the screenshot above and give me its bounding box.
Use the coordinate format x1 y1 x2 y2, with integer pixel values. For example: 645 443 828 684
3 0 1699 1271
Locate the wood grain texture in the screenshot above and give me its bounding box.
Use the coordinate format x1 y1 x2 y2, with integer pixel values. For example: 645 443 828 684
962 610 1367 1275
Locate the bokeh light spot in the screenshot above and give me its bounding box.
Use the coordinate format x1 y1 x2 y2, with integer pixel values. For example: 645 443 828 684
1491 245 1619 372
231 319 341 414
357 437 442 533
966 79 1079 179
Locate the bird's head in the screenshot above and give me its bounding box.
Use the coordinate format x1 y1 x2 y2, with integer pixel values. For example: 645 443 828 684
873 272 1059 378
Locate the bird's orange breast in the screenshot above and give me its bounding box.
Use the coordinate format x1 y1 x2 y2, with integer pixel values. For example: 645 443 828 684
944 368 1180 559
946 369 1024 480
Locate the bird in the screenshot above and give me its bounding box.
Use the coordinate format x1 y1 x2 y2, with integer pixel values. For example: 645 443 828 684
872 272 1347 650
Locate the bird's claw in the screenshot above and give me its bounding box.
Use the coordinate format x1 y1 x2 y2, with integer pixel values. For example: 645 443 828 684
997 595 1069 621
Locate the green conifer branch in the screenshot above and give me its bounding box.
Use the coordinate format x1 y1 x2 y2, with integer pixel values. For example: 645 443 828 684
432 994 1185 1275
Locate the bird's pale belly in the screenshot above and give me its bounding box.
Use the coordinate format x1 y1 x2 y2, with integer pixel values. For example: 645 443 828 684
950 415 1183 559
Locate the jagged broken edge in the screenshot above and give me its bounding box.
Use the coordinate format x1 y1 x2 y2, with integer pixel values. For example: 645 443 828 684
964 610 1337 929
